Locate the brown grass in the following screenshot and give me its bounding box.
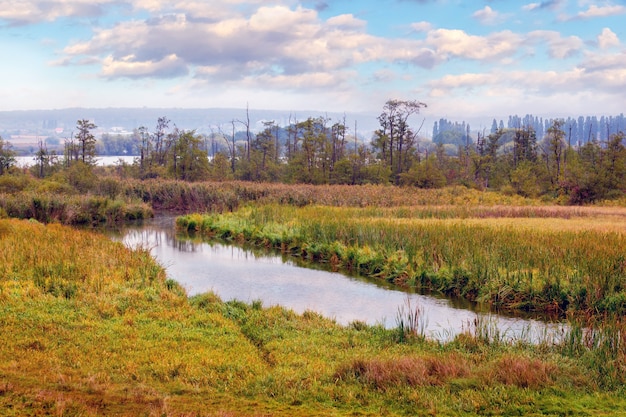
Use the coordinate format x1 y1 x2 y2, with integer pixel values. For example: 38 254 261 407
489 355 557 388
335 354 469 390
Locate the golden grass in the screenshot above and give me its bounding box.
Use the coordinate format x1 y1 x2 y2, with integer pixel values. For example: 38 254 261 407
2 217 626 416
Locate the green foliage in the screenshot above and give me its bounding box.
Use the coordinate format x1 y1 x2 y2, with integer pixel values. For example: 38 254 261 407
0 191 152 225
0 136 16 175
560 133 626 204
0 172 32 193
399 155 446 188
510 160 543 198
74 119 98 165
64 161 98 193
47 114 623 202
167 130 211 181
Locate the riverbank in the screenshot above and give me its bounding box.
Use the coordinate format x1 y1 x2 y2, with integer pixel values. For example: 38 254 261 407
176 204 626 317
1 218 626 416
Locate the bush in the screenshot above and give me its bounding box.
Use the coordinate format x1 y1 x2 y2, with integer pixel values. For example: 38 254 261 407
0 173 31 193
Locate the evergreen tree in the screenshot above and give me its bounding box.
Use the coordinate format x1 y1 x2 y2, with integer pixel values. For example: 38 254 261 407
75 119 98 165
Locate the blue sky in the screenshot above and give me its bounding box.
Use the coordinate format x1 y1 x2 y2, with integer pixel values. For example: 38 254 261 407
1 0 625 121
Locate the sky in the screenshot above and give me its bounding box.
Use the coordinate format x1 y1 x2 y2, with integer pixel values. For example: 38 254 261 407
1 0 625 122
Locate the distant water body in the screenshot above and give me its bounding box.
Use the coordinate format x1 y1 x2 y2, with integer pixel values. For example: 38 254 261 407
14 155 136 168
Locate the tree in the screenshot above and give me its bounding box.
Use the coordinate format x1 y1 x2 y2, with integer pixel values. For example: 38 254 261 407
137 126 151 176
287 117 330 184
208 152 234 181
250 121 280 181
75 119 98 165
472 129 504 189
560 132 625 203
168 130 210 181
544 120 565 188
561 141 604 204
33 139 58 178
374 99 427 184
600 131 626 194
399 155 446 188
153 116 170 166
0 136 16 175
513 126 538 167
510 161 542 198
236 104 253 162
490 119 498 134
63 136 79 167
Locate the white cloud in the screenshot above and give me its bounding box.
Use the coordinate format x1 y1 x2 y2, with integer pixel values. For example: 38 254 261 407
57 5 375 86
580 50 626 72
597 28 620 49
8 0 626 117
240 71 352 90
522 3 541 11
410 21 433 33
522 1 564 12
576 4 626 19
326 13 366 30
559 4 626 21
472 6 508 25
527 31 583 59
425 29 522 61
101 54 188 78
426 55 626 103
0 0 113 24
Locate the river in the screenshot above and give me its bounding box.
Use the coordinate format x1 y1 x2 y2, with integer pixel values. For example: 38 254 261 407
114 216 567 343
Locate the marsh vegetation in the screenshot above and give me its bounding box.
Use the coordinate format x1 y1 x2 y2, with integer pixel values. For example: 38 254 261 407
0 114 625 415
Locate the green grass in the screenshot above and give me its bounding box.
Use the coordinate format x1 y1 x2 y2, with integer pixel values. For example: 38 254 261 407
2 218 626 415
0 192 153 225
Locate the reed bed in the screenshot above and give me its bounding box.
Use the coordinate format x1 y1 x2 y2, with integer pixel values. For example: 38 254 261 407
120 180 544 212
0 192 153 225
178 204 626 316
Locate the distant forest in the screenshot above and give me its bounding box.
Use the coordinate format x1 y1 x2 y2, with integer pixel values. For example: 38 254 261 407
433 113 626 148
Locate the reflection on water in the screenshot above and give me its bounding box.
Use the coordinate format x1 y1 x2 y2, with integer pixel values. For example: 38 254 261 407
113 216 567 343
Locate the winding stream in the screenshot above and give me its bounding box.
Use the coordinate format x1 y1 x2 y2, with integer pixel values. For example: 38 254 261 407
113 216 567 343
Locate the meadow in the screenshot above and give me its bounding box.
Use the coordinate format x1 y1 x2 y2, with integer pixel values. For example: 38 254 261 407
2 217 626 416
177 203 626 317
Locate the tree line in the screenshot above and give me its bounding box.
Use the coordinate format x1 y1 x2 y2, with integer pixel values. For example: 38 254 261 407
434 113 626 148
1 103 624 204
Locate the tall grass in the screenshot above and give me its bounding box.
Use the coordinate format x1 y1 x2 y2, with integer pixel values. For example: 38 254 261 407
119 180 544 212
2 218 626 415
178 204 626 316
395 296 427 343
0 192 153 225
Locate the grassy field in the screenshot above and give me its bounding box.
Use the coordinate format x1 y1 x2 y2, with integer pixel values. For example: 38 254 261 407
177 203 626 318
1 217 626 416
